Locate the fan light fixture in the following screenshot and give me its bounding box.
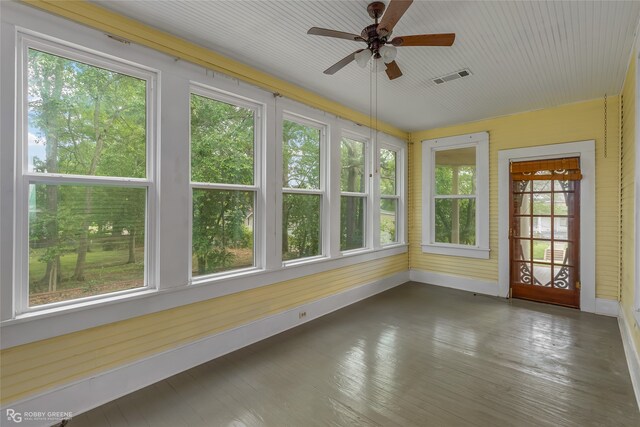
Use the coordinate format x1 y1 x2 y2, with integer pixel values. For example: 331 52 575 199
355 49 372 68
379 45 397 63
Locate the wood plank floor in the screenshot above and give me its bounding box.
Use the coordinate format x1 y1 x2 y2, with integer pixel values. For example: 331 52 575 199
69 283 639 426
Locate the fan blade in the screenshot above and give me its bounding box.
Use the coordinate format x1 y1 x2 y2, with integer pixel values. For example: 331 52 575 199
308 27 365 42
385 61 403 80
324 49 364 75
377 0 413 37
390 33 456 47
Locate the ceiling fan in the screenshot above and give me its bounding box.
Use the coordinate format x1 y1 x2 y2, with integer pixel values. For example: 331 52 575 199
307 0 455 80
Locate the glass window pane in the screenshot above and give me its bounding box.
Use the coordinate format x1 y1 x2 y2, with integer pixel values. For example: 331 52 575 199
380 149 396 196
532 217 552 239
434 198 476 245
516 217 531 238
28 184 146 307
513 193 531 215
514 239 532 261
533 180 552 192
435 147 476 195
282 120 320 190
554 217 569 240
190 94 254 185
27 49 147 177
532 262 552 286
192 189 254 276
282 193 321 261
533 240 553 261
554 192 574 216
532 193 551 215
380 198 397 245
340 196 365 250
341 138 365 193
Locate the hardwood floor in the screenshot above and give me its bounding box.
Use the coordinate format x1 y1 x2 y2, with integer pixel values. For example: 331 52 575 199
69 282 639 426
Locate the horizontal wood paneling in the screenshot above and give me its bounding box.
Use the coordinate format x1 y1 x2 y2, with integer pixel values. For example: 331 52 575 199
0 254 408 404
409 97 621 299
620 49 640 355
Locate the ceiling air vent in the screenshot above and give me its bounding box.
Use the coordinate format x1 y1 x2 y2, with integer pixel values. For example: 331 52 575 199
432 69 472 85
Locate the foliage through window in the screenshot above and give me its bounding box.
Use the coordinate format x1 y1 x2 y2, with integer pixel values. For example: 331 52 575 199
190 92 257 276
340 137 367 251
282 119 323 261
422 132 489 258
380 148 398 245
434 147 477 245
25 47 150 307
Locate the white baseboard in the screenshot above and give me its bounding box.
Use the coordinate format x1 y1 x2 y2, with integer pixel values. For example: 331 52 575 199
595 298 620 317
619 304 640 411
410 269 500 297
1 271 409 427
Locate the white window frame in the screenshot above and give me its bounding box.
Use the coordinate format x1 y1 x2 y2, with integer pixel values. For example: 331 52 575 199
280 112 328 265
188 83 265 283
340 131 371 253
0 3 407 347
421 131 490 259
14 32 158 314
377 140 406 248
634 48 640 325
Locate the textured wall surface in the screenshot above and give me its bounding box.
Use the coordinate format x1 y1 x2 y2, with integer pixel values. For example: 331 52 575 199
410 97 621 300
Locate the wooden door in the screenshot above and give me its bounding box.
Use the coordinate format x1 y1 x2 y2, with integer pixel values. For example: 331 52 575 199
509 158 581 308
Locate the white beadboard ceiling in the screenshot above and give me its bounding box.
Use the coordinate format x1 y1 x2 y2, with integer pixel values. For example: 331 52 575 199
93 0 640 132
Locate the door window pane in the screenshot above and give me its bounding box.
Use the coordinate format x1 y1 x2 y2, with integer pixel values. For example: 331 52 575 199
340 196 365 250
434 198 476 245
515 239 532 261
380 198 397 245
282 193 321 261
340 138 365 192
514 193 531 215
517 217 531 238
192 189 254 276
554 193 573 216
28 184 146 306
435 147 476 195
532 193 551 215
282 120 320 190
190 94 254 185
28 49 147 177
532 263 552 286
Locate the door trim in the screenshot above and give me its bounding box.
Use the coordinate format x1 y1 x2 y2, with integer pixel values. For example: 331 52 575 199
498 140 596 313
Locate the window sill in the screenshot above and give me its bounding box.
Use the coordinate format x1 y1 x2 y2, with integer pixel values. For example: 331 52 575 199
421 243 490 259
1 245 407 349
190 266 264 287
283 255 328 268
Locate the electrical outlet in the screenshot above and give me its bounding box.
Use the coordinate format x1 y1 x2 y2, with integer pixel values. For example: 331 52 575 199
298 311 307 319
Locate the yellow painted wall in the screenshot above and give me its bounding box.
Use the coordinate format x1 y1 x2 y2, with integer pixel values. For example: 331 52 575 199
0 0 412 408
620 50 640 354
0 254 408 404
409 98 621 300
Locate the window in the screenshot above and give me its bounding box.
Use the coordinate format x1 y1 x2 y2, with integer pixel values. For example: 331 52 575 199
19 37 155 309
281 117 324 262
380 148 399 245
340 137 368 251
422 132 489 258
190 89 260 278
